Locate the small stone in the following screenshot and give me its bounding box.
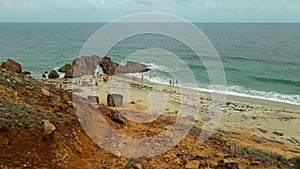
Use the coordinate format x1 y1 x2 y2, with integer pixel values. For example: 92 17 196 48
114 151 121 157
43 120 56 135
273 131 284 136
133 163 143 169
76 146 82 154
173 158 182 165
185 160 200 169
251 160 261 165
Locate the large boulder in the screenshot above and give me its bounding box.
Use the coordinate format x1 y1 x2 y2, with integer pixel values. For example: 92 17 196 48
107 94 123 107
58 63 74 78
72 55 102 77
100 57 151 75
117 61 151 73
64 69 74 78
87 96 100 103
58 63 73 73
1 58 22 73
99 57 119 75
48 70 60 79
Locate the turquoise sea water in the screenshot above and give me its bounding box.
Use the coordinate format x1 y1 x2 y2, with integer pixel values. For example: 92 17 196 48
0 23 299 104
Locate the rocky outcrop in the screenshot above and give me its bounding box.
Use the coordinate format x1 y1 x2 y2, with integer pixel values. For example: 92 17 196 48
72 55 102 77
58 55 150 78
64 69 74 78
99 57 119 75
58 63 73 73
117 61 151 74
1 58 22 73
99 57 151 75
58 63 74 78
48 70 60 79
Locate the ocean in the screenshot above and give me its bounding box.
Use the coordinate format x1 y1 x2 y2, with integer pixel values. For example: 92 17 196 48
0 23 299 104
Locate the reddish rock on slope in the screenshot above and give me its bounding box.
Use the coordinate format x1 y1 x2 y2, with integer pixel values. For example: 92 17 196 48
1 58 22 73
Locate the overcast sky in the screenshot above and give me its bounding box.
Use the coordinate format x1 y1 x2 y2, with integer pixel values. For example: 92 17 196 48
0 0 300 22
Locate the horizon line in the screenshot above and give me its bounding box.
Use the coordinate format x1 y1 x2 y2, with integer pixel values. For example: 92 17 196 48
1 21 300 24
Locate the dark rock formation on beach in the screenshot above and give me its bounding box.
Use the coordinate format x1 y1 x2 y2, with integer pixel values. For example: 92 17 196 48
72 55 102 77
99 57 119 75
58 63 74 78
99 57 151 75
107 94 123 107
58 63 73 73
48 70 60 79
1 58 22 73
58 55 150 78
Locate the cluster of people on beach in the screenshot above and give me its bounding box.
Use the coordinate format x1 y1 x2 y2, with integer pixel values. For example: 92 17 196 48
169 79 178 86
72 78 94 86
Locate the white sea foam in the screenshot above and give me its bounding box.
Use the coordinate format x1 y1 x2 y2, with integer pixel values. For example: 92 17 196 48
126 72 300 105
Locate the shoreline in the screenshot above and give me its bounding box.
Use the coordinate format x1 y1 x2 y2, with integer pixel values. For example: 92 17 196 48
120 74 300 111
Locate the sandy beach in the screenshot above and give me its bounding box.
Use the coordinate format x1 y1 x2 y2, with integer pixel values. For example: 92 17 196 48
61 74 300 144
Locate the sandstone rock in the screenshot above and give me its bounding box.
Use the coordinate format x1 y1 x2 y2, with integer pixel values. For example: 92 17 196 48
59 63 74 78
72 55 102 77
118 61 151 73
1 58 22 73
112 94 123 107
100 57 150 75
218 158 239 169
43 120 56 135
99 57 119 75
58 63 73 73
59 56 150 78
48 70 60 79
64 69 74 78
185 160 200 169
67 101 74 108
87 96 100 103
107 94 123 107
109 110 125 124
133 163 143 169
251 160 261 165
41 87 51 97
